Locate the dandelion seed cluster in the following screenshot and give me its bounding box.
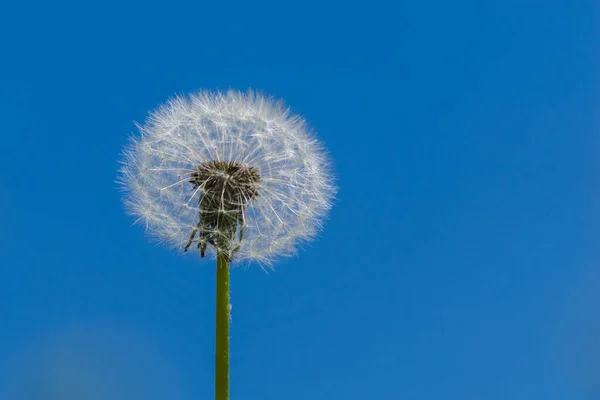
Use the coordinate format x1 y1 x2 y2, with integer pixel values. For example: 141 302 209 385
119 90 336 265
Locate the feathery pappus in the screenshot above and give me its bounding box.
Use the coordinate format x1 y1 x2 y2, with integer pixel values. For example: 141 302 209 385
118 90 336 265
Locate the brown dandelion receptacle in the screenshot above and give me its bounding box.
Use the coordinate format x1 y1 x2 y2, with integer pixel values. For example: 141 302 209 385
184 160 261 260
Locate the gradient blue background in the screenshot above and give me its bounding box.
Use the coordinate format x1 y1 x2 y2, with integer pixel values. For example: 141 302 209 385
1 1 599 399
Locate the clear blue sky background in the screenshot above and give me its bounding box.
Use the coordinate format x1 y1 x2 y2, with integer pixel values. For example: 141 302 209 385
1 1 599 399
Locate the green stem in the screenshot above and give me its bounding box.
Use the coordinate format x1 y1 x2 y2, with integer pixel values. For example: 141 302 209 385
215 251 230 400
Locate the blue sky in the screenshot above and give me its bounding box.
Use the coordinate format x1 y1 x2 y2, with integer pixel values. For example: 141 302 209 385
1 1 599 399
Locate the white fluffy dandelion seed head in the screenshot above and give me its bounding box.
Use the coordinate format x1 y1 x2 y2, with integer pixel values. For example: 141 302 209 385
118 90 336 265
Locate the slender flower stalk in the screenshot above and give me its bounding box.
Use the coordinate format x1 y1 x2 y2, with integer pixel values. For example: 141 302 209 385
215 251 229 400
119 89 336 399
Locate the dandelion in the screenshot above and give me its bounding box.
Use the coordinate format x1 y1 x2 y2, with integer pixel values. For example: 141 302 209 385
118 89 336 400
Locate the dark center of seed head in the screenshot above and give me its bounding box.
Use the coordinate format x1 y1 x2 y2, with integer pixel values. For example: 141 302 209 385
189 160 261 208
185 160 261 257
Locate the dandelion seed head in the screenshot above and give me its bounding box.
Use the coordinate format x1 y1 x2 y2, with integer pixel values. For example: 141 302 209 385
119 90 336 265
